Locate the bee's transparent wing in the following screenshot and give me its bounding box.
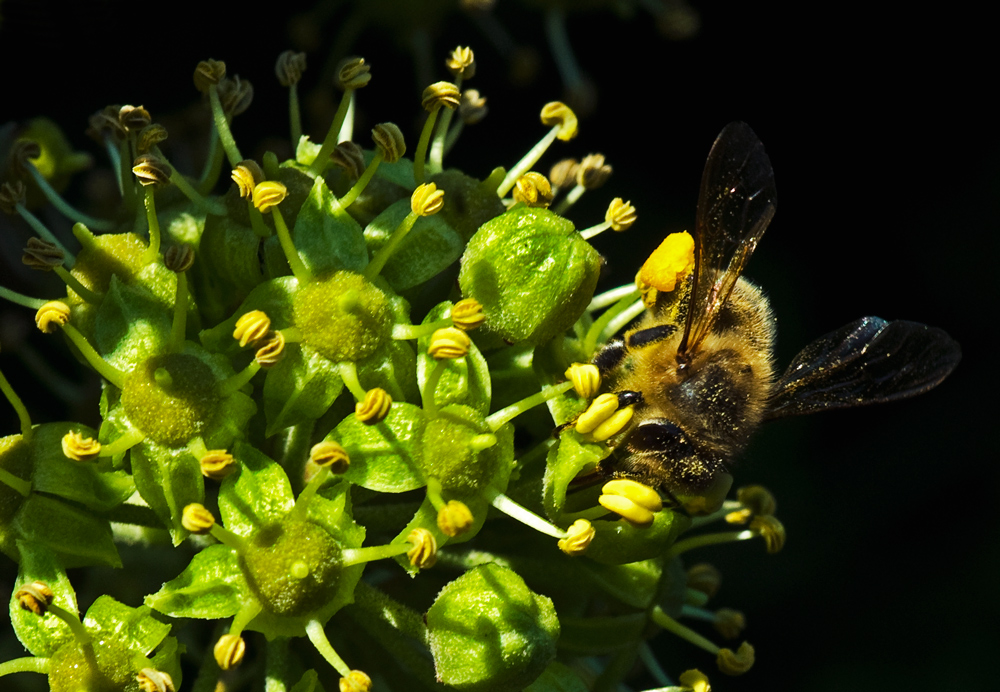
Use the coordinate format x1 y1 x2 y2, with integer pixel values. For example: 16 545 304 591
680 121 777 357
765 317 961 419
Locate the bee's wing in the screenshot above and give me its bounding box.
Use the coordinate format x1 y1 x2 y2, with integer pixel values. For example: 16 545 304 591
680 122 777 357
765 317 961 419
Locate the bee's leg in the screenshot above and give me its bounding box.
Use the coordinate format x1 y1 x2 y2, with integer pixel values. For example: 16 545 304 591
593 338 627 375
626 324 677 349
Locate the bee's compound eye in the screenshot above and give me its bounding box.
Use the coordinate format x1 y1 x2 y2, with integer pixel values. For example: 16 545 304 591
627 420 695 458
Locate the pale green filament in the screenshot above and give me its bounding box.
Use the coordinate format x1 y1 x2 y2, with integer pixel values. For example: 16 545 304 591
140 186 161 264
341 543 411 567
60 323 127 389
485 381 574 432
247 199 271 238
0 656 50 677
413 108 442 185
553 183 585 215
208 85 243 167
170 272 189 353
497 125 560 198
97 429 146 458
289 82 302 148
305 619 351 677
164 163 226 216
664 528 757 560
219 360 261 398
12 202 76 267
391 319 450 340
588 283 639 312
0 467 31 497
484 487 567 539
230 600 263 637
271 206 312 284
0 285 46 309
24 163 115 232
579 219 613 241
308 90 355 178
337 361 366 401
363 211 418 281
338 150 384 209
650 605 720 655
0 367 33 442
209 522 248 552
53 266 102 304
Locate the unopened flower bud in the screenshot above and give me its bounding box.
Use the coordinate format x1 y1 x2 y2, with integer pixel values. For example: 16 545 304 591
577 153 612 189
372 122 405 163
133 154 172 187
231 161 264 198
22 238 64 270
164 244 195 273
182 503 216 534
716 641 754 675
35 301 70 333
407 528 437 569
428 327 471 360
513 172 553 208
310 440 350 474
437 500 474 537
450 298 485 331
137 668 176 692
253 181 287 213
233 310 271 347
446 46 476 78
421 82 461 111
355 388 392 424
194 59 226 93
459 89 488 124
275 50 307 86
332 141 366 179
565 363 601 399
200 450 236 480
411 182 444 216
605 198 636 231
15 581 54 615
62 430 101 461
336 57 371 90
214 633 246 670
339 670 372 692
557 519 595 556
540 101 578 141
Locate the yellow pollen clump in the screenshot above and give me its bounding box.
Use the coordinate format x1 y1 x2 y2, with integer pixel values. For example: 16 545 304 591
638 231 695 292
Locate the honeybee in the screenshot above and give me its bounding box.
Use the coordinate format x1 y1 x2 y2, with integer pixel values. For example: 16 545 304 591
592 121 961 512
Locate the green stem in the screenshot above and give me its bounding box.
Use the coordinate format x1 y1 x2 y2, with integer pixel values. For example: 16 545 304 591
272 207 312 284
26 164 115 232
13 204 76 267
338 151 383 208
588 283 638 312
484 381 574 431
170 271 188 352
484 487 566 538
553 184 585 215
650 605 720 655
290 466 331 522
443 118 464 156
428 78 460 174
600 298 645 343
166 164 226 216
363 211 418 281
352 580 429 643
48 603 91 645
104 502 165 529
0 368 33 441
118 139 137 214
341 543 410 567
53 267 102 304
208 85 243 166
0 466 30 496
60 324 127 388
230 599 263 637
97 428 146 457
425 477 445 512
140 186 161 264
665 529 756 559
289 83 302 149
584 292 640 357
391 319 450 340
337 361 366 401
209 523 247 552
579 221 612 241
218 360 261 398
421 359 447 417
247 199 271 238
498 125 559 197
412 108 441 185
638 642 674 688
308 89 354 177
0 656 50 677
196 132 225 195
0 285 46 309
305 619 352 676
680 605 716 623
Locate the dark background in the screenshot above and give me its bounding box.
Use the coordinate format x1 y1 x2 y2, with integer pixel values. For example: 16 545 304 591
1 2 995 691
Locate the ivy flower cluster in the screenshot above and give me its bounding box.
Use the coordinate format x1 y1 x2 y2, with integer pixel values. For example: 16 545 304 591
1 44 784 692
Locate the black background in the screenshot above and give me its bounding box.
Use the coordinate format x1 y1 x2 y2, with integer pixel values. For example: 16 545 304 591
1 2 995 691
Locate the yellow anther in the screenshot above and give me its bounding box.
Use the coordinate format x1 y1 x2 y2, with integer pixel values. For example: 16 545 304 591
638 231 695 293
605 198 637 232
355 388 392 424
549 158 579 189
450 298 485 331
411 182 445 216
61 430 101 462
0 180 27 214
339 670 372 692
22 238 65 270
194 59 227 92
716 641 755 675
750 515 786 554
512 172 553 208
602 479 663 513
406 528 438 569
310 440 350 474
132 154 172 186
137 668 176 692
565 363 601 399
575 393 619 434
200 450 236 480
428 327 471 360
588 405 634 442
35 301 71 333
275 50 307 86
437 500 474 537
137 123 168 154
713 608 746 640
446 46 476 78
181 503 216 534
576 153 612 189
686 563 722 599
738 485 777 516
678 669 711 692
557 519 595 556
336 57 371 90
214 633 246 670
233 310 271 347
119 105 152 132
252 181 288 213
332 141 366 179
540 101 578 141
15 581 54 615
164 244 195 273
371 122 406 163
231 160 264 198
598 493 655 527
459 89 488 125
421 81 461 112
255 331 286 368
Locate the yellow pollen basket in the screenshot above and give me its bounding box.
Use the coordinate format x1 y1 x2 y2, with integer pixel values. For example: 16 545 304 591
638 231 695 292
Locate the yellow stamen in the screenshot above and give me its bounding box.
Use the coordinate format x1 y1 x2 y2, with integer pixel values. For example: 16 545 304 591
437 500 473 537
557 519 595 556
406 528 437 569
638 231 695 293
564 363 601 399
